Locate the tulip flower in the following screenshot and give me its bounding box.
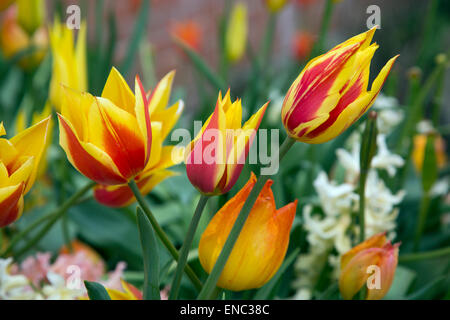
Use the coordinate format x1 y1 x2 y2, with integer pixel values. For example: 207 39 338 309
186 91 268 195
58 67 184 206
225 3 248 62
291 31 315 61
339 232 399 300
105 280 143 300
0 5 48 70
17 0 45 35
199 173 297 291
412 134 447 173
171 20 202 52
49 19 87 111
282 27 399 144
0 117 51 227
265 0 288 13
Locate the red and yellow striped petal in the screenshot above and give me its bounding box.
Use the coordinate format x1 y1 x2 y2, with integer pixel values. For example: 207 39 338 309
134 75 152 165
0 183 24 227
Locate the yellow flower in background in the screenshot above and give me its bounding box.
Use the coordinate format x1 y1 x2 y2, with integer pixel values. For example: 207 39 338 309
49 19 87 111
58 68 184 206
0 117 51 227
339 232 399 300
105 281 143 300
0 5 48 70
225 2 248 62
17 0 45 35
265 0 288 13
15 103 53 179
199 174 297 291
185 91 267 196
412 134 447 173
281 27 398 144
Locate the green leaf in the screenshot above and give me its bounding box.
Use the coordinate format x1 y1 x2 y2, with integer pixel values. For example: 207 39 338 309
85 281 111 300
137 207 161 300
384 266 417 299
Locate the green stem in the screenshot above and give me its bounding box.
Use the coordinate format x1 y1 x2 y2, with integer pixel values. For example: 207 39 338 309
197 136 296 300
413 192 431 252
311 0 334 57
399 246 450 263
169 194 210 300
13 181 96 258
358 172 367 244
128 180 203 291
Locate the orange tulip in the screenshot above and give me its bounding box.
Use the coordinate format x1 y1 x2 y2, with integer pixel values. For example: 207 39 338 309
171 20 202 52
282 27 398 144
412 134 447 173
185 91 267 195
0 117 51 227
339 232 400 300
199 173 297 291
291 31 315 61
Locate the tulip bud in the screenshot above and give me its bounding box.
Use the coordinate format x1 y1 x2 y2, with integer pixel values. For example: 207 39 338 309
265 0 287 13
17 0 45 35
281 27 398 144
339 232 400 300
185 91 268 195
199 173 297 291
225 3 248 62
412 134 447 173
0 117 51 227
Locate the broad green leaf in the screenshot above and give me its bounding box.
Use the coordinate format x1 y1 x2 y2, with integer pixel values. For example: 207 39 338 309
85 281 111 300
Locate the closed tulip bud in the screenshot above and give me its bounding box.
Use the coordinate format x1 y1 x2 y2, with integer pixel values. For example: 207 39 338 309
186 91 267 195
0 6 48 70
339 232 400 300
282 27 398 144
49 19 87 111
225 2 248 62
17 0 45 35
58 67 183 196
199 173 297 291
0 117 51 227
412 134 447 173
265 0 288 13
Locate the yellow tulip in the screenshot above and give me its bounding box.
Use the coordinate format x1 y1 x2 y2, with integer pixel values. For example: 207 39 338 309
265 0 288 13
185 91 267 195
17 0 45 35
282 27 398 144
225 2 248 62
199 173 297 291
339 232 399 300
58 68 184 207
49 19 87 111
0 117 51 227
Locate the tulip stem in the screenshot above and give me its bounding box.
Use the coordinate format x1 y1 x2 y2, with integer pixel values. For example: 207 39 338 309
169 194 210 300
413 191 431 252
10 181 96 259
399 246 450 263
128 180 203 291
311 0 334 57
197 136 296 300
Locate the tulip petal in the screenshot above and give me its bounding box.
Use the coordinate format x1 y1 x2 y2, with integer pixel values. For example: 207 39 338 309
148 71 175 115
101 67 135 114
0 183 24 227
10 117 51 192
135 75 152 165
0 122 5 136
58 114 127 185
341 232 387 271
151 100 184 141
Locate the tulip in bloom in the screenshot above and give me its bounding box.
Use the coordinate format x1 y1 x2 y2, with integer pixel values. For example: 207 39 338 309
105 280 143 300
0 117 51 227
58 67 184 207
225 2 248 62
0 5 48 70
265 0 288 13
199 173 297 291
339 232 399 300
282 27 399 144
186 91 267 195
49 19 87 111
412 134 447 173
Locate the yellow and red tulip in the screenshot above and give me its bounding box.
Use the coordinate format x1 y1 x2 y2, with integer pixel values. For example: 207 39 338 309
185 91 267 195
0 117 51 227
412 134 447 173
282 27 398 144
58 67 183 206
49 18 87 111
199 173 297 291
265 0 288 13
0 5 48 70
225 2 248 63
339 232 399 300
103 280 143 300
